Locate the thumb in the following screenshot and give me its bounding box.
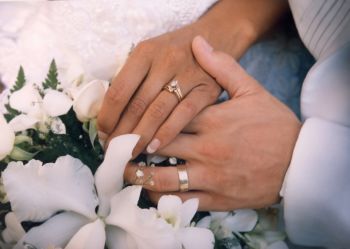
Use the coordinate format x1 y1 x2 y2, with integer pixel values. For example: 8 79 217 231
192 36 260 98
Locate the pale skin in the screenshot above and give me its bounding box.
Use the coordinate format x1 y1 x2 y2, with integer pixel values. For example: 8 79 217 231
124 36 301 211
97 0 289 156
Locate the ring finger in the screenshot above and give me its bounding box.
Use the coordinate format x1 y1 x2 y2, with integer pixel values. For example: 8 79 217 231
124 162 208 193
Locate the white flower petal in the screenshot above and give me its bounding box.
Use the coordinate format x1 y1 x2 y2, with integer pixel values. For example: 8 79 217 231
106 226 138 249
0 114 15 160
224 209 258 232
180 198 199 227
9 84 42 113
196 216 212 229
43 90 72 117
146 155 167 165
65 219 106 249
178 227 214 249
50 117 66 134
210 212 229 221
95 134 140 217
2 212 25 244
157 195 182 221
14 212 90 249
9 114 39 132
2 156 98 222
267 241 289 249
106 186 180 249
73 80 108 122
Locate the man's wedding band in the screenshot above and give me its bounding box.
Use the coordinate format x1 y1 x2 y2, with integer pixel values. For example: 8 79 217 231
177 165 189 192
163 80 183 102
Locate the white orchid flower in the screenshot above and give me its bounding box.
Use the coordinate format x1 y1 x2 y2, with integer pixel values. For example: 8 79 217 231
1 134 212 249
244 233 289 249
8 84 72 133
197 210 258 240
71 80 109 122
0 114 15 160
152 195 215 249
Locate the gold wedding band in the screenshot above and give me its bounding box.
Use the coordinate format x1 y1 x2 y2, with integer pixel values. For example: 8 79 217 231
177 165 189 192
163 80 183 102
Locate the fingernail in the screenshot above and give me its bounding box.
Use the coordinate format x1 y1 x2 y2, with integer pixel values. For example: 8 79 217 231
196 35 213 53
147 138 160 154
98 131 108 141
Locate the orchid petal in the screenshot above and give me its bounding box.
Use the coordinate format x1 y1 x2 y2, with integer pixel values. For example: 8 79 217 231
180 198 199 227
50 117 66 134
9 84 42 113
14 212 90 249
210 212 229 221
43 90 72 117
2 156 98 222
73 80 109 122
8 114 38 132
106 226 137 249
224 209 258 232
106 186 180 249
95 134 140 217
2 212 25 244
146 155 167 165
267 241 289 249
196 216 212 229
65 219 106 249
157 195 182 221
178 227 215 249
0 114 15 160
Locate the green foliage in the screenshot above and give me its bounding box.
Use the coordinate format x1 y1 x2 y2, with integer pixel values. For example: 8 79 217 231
4 103 20 122
42 59 60 90
11 66 26 93
34 109 104 173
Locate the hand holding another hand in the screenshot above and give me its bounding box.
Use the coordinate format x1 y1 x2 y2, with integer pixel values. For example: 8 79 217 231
124 36 301 210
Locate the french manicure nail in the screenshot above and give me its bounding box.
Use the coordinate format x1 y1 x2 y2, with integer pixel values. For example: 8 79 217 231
147 139 160 154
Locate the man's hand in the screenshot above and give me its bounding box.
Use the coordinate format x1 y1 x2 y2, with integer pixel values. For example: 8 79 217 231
97 0 288 157
124 36 301 210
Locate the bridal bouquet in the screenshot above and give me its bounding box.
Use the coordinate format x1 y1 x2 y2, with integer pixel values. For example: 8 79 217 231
0 62 288 249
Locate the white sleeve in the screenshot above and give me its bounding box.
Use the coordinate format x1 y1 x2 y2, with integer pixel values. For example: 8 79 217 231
281 4 350 246
281 118 350 248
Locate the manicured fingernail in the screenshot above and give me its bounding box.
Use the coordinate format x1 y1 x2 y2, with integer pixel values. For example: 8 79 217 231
98 131 108 141
147 139 160 154
196 35 213 53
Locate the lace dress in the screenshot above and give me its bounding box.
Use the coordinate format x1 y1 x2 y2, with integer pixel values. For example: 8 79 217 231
0 0 217 87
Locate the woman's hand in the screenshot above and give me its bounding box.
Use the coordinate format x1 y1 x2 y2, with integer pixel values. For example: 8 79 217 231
97 25 221 156
97 0 288 156
124 37 301 210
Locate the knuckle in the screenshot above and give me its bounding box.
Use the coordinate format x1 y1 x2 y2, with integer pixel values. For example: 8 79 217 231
164 45 186 66
148 100 166 120
152 173 170 192
133 40 154 56
180 101 198 117
105 83 126 104
127 97 147 118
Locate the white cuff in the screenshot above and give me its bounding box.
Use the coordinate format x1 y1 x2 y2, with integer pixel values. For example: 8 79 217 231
281 118 350 248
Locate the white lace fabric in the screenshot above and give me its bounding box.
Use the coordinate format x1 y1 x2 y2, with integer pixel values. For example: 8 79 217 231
0 0 217 88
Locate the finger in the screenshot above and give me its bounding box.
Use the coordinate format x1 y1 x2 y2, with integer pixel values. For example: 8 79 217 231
147 191 231 211
150 83 219 151
97 45 151 134
131 78 195 156
106 70 175 142
156 133 197 160
124 162 207 193
192 36 261 98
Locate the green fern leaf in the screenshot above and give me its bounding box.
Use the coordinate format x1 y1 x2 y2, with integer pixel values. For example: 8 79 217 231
10 66 26 93
42 59 60 90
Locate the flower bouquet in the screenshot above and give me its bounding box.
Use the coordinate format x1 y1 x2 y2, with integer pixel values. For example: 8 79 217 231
0 62 288 249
